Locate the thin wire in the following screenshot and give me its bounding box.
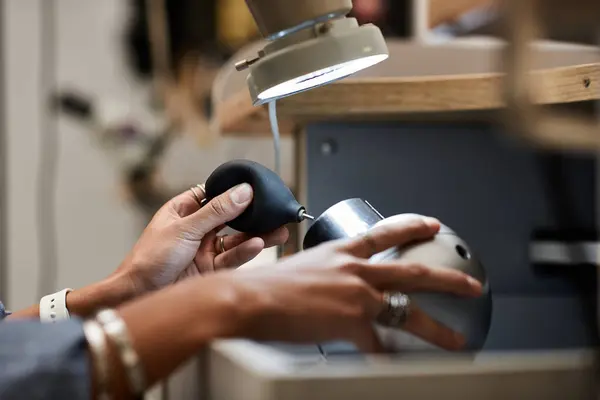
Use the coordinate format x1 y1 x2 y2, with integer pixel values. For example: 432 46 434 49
268 98 325 358
268 101 281 177
268 100 284 259
37 0 60 299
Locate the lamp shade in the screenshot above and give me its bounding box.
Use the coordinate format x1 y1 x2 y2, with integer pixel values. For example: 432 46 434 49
238 1 389 105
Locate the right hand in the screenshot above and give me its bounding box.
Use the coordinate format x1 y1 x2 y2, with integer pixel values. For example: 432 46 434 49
223 215 483 353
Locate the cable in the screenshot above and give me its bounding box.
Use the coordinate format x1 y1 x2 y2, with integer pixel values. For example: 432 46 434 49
268 100 285 259
37 0 60 299
268 101 282 177
270 99 325 356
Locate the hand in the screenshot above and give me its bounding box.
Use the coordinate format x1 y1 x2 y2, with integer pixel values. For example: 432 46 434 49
111 215 482 390
224 215 482 352
117 183 289 293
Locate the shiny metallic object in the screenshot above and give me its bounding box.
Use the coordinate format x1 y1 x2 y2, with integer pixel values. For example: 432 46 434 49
377 292 411 328
190 186 203 206
303 199 493 352
300 212 315 221
218 236 227 255
303 199 383 249
190 184 207 207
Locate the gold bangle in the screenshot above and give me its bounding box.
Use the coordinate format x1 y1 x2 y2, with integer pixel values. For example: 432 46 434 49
83 320 111 400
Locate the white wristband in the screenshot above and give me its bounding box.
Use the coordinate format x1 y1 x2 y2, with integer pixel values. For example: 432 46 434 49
40 288 73 323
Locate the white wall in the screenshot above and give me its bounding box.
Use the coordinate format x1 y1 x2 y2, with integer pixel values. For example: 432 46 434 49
3 0 291 310
5 0 46 308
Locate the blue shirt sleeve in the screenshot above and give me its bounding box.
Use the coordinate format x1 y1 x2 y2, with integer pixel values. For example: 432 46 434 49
0 301 11 320
0 317 91 400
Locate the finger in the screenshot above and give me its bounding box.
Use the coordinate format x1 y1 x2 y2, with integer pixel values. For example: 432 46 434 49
222 227 289 251
250 226 290 248
343 215 441 259
402 305 465 351
180 184 253 241
170 188 205 218
349 324 386 354
198 230 218 252
359 262 482 297
346 280 387 354
189 230 220 274
213 237 265 270
214 224 227 234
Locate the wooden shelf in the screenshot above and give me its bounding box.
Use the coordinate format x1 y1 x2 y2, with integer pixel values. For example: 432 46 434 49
213 39 599 137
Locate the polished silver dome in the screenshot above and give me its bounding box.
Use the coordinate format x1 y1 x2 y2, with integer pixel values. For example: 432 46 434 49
370 222 492 352
304 199 492 353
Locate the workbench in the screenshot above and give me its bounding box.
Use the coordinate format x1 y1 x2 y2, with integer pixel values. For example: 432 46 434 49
204 38 600 399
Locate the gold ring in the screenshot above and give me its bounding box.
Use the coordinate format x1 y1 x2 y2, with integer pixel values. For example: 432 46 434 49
218 235 227 254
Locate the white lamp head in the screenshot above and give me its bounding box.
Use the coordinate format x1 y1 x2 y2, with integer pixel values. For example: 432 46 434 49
237 0 389 105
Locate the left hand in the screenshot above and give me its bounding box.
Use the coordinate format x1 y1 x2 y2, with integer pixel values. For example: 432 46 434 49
117 183 289 294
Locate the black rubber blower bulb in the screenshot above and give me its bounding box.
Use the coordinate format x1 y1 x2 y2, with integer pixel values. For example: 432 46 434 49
204 160 307 234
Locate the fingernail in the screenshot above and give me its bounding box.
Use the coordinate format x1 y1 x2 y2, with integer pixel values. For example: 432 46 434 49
467 276 481 290
423 217 440 227
468 277 482 293
230 184 253 204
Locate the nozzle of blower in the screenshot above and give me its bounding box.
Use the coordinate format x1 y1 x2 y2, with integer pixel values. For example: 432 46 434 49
299 210 315 221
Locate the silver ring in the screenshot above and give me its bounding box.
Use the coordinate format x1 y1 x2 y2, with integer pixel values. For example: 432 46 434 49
218 235 227 255
190 184 206 206
376 292 411 328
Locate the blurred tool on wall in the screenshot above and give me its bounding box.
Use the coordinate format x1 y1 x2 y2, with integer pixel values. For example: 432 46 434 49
53 90 174 215
53 0 259 217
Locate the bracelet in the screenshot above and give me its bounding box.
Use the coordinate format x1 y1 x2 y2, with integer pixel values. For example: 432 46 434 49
40 288 73 323
96 309 146 397
83 320 111 400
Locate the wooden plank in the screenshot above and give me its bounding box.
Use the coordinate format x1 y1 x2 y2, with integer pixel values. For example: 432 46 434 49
217 62 600 136
281 63 600 117
501 0 600 151
213 38 599 137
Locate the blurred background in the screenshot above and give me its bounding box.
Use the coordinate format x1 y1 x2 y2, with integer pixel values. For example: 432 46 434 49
2 0 498 311
2 1 598 399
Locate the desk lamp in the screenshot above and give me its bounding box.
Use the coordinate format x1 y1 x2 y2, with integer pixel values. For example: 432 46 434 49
235 0 389 105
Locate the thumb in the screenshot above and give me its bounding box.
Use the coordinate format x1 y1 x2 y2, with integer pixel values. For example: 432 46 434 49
180 183 253 240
